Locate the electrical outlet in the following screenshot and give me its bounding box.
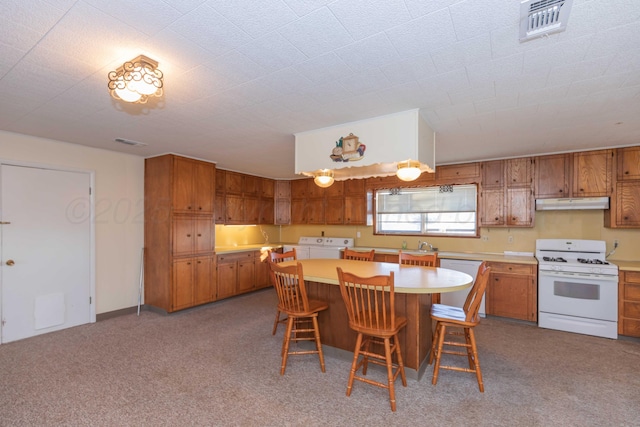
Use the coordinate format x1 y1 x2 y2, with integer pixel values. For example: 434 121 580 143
481 235 489 242
507 235 514 244
356 231 361 238
614 239 619 248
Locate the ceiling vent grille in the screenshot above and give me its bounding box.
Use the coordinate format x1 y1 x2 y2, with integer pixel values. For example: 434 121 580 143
114 138 147 147
520 0 573 42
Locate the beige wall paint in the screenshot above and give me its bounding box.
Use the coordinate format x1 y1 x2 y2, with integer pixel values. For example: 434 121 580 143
278 210 640 261
0 130 144 314
215 224 279 247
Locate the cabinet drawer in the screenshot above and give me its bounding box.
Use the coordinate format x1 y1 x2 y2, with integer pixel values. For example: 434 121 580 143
623 282 640 301
622 301 640 318
486 262 534 275
217 251 254 263
624 271 640 284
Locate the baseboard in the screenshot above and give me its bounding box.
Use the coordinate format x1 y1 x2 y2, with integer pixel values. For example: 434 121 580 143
97 305 146 321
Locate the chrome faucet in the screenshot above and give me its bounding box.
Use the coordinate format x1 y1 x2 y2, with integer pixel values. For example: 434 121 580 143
418 241 433 251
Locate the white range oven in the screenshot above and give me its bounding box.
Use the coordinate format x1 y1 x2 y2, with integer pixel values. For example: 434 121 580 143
283 236 354 260
536 239 618 339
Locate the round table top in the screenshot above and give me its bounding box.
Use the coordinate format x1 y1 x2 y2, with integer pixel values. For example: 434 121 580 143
279 258 473 294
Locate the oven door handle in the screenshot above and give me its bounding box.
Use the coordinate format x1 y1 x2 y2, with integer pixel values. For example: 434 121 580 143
538 271 619 282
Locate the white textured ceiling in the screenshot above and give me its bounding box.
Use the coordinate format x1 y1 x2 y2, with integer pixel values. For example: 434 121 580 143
1 0 639 179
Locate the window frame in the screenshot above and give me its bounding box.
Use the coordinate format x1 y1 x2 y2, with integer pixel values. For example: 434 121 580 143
373 184 480 238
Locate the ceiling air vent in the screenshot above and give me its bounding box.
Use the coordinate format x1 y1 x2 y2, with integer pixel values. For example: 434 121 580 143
114 138 147 147
520 0 573 42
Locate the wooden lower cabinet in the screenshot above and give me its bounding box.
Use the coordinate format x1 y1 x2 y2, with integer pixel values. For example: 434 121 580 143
619 271 640 337
216 251 262 299
255 252 271 289
172 256 215 311
485 262 537 321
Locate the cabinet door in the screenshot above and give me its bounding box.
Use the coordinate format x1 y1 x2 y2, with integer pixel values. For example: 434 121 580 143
276 198 291 225
436 163 480 182
617 146 640 180
225 171 243 194
215 169 225 194
261 178 275 198
481 160 504 190
535 154 570 198
325 181 344 197
172 258 194 311
291 179 308 199
344 179 365 196
275 180 291 198
260 198 275 224
573 149 612 196
215 195 225 224
486 272 534 321
237 257 255 293
195 217 213 253
507 188 532 226
616 182 640 227
306 198 325 224
325 197 345 224
244 197 260 224
194 162 214 213
291 199 306 224
506 158 532 188
243 174 260 196
344 196 366 225
479 189 504 226
216 261 236 299
173 157 195 212
225 194 244 224
172 217 194 256
255 254 270 289
193 256 214 305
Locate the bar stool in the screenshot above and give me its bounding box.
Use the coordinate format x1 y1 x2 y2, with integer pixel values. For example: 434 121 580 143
336 267 407 411
429 262 491 391
268 249 297 335
269 261 327 375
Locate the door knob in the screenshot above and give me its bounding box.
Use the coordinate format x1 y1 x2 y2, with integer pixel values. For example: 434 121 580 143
6 260 15 266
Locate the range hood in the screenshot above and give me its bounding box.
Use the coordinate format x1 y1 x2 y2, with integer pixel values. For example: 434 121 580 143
535 197 609 211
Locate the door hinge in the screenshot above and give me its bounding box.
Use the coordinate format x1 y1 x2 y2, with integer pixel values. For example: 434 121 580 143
89 296 92 304
1 319 6 327
89 187 92 195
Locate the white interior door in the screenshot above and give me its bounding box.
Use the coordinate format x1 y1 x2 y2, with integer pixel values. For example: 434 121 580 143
1 164 92 343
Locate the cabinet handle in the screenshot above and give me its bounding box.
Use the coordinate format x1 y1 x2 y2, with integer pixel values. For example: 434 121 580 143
558 189 563 193
198 206 202 210
187 262 191 265
625 171 629 175
579 188 584 192
187 234 191 237
188 206 192 210
197 234 202 237
494 217 499 221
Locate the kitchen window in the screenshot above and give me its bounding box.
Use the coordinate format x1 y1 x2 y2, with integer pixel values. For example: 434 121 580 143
375 184 478 237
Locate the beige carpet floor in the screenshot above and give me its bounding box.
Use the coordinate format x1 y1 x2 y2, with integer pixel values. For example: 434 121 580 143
1 288 639 426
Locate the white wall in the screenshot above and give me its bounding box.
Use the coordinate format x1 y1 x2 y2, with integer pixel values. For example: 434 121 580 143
0 131 144 314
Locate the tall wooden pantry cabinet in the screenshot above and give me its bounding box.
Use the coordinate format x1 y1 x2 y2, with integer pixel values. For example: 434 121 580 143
144 154 217 312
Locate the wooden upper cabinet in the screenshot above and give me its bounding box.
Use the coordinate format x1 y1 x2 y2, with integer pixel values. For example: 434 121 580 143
344 179 365 196
617 146 640 180
572 149 613 197
615 182 640 227
291 179 308 199
535 154 570 198
479 189 505 226
172 156 214 213
325 181 344 197
481 160 504 190
261 178 275 198
215 169 225 194
275 180 291 198
506 158 533 188
243 174 260 196
225 171 243 194
435 163 480 183
507 188 533 226
307 179 325 198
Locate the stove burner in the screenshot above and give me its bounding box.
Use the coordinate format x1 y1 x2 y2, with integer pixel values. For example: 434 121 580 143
542 257 567 262
577 258 609 265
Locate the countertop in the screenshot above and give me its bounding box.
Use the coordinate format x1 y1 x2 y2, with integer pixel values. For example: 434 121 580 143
357 246 538 265
279 258 473 294
612 260 640 272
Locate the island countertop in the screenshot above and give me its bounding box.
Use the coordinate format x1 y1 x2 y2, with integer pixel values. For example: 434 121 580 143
279 258 473 294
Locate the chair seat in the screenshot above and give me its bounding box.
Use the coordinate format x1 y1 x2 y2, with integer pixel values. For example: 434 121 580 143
431 303 465 321
279 298 328 317
350 314 407 338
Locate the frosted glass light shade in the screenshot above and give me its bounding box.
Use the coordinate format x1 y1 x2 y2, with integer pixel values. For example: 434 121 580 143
396 160 422 181
314 169 334 188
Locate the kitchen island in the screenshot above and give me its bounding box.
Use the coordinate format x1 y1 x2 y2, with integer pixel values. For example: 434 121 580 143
278 258 473 380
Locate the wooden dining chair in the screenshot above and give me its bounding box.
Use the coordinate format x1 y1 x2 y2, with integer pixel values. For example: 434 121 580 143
336 267 407 412
342 247 375 261
429 262 491 392
268 249 297 335
398 249 441 302
269 261 328 375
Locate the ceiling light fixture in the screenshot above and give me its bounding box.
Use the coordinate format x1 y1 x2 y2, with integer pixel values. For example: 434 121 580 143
313 169 334 188
396 159 422 181
107 55 163 103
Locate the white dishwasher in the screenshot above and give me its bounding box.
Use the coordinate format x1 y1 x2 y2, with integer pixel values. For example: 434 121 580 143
439 259 484 316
